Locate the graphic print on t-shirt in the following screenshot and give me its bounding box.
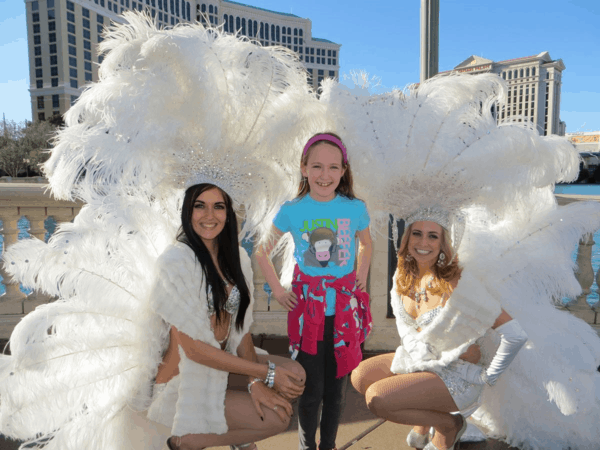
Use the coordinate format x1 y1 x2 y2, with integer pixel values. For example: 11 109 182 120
299 217 352 268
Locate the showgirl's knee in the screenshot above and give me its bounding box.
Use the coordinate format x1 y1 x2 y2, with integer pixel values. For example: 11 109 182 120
287 359 306 385
262 409 291 436
364 385 388 418
350 364 367 395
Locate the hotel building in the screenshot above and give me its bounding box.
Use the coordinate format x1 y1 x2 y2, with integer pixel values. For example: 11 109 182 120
24 0 341 122
446 52 566 136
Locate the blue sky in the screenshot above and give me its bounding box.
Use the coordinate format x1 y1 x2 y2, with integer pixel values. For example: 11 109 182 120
1 0 599 131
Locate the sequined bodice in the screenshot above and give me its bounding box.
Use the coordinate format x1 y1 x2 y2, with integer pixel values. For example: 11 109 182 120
207 285 240 316
398 300 443 330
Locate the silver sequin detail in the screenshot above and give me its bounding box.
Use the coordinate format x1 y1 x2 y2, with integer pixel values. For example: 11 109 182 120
435 362 474 397
207 285 240 316
397 301 442 330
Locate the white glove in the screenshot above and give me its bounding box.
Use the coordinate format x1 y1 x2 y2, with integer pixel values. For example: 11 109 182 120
402 333 435 362
480 319 528 386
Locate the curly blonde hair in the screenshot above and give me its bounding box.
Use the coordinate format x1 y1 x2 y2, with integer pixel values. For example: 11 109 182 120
395 222 462 297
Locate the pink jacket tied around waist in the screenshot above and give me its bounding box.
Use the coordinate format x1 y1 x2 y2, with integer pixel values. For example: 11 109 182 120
288 265 373 378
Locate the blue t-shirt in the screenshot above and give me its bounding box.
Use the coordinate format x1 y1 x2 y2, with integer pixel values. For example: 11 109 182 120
273 194 370 315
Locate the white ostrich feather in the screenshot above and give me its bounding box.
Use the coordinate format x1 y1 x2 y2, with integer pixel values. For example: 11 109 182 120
0 13 320 449
319 72 600 448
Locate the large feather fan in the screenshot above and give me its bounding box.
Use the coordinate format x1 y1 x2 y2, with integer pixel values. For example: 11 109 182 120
0 13 320 450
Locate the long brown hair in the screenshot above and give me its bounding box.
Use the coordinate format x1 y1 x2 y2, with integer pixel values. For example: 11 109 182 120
395 222 462 297
297 132 355 199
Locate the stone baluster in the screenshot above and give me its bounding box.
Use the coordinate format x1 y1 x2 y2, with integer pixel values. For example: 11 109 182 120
568 233 596 324
21 207 54 313
0 208 26 317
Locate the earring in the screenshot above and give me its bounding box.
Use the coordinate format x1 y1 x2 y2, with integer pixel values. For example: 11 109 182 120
405 253 413 262
436 252 446 267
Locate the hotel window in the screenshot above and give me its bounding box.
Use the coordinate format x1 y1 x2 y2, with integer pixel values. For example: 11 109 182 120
317 57 320 64
71 79 78 88
51 78 58 87
38 112 46 121
33 24 40 33
70 68 78 78
34 35 41 45
328 58 331 65
329 71 335 77
69 46 77 56
67 12 75 23
68 35 76 45
85 62 92 71
48 0 54 7
98 24 103 33
520 69 524 78
51 67 58 76
84 51 91 61
68 23 75 33
37 96 45 109
100 0 105 6
48 9 55 19
67 1 74 11
83 18 90 29
49 44 57 54
299 29 303 36
36 68 43 78
36 80 43 88
526 68 530 77
332 59 336 65
84 29 90 39
71 95 79 106
84 40 91 50
83 7 90 18
50 55 57 65
34 46 41 56
52 94 59 108
48 21 56 31
32 12 39 22
532 67 536 76
85 72 93 81
32 1 39 10
108 1 112 11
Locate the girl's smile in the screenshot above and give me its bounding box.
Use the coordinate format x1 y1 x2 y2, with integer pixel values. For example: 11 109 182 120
301 142 346 202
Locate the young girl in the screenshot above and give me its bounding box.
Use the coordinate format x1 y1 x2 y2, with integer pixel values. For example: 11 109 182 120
256 133 373 450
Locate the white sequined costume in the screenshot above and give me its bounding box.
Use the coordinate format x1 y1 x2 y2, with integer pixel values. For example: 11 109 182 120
316 73 600 449
0 13 319 450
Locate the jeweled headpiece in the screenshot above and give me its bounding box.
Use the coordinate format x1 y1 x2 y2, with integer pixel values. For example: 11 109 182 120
405 206 466 257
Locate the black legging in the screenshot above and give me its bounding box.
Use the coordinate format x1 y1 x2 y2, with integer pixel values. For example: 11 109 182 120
296 316 348 450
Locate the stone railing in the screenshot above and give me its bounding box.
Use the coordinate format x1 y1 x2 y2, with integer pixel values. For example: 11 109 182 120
554 194 600 335
1 184 599 348
0 182 83 337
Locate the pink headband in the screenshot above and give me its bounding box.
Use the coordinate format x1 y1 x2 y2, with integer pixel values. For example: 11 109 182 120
303 134 348 164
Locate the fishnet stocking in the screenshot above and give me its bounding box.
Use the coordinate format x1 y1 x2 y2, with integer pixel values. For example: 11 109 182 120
352 353 462 449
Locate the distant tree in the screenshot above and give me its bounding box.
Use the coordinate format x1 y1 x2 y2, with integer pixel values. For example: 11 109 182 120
0 119 57 177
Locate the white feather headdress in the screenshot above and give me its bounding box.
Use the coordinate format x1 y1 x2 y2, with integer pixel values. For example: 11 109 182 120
0 13 319 450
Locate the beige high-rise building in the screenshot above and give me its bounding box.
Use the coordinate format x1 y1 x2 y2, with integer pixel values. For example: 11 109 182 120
25 0 341 123
447 52 566 136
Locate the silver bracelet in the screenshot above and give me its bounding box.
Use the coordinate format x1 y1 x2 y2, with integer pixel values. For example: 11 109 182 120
247 377 262 394
265 360 276 389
